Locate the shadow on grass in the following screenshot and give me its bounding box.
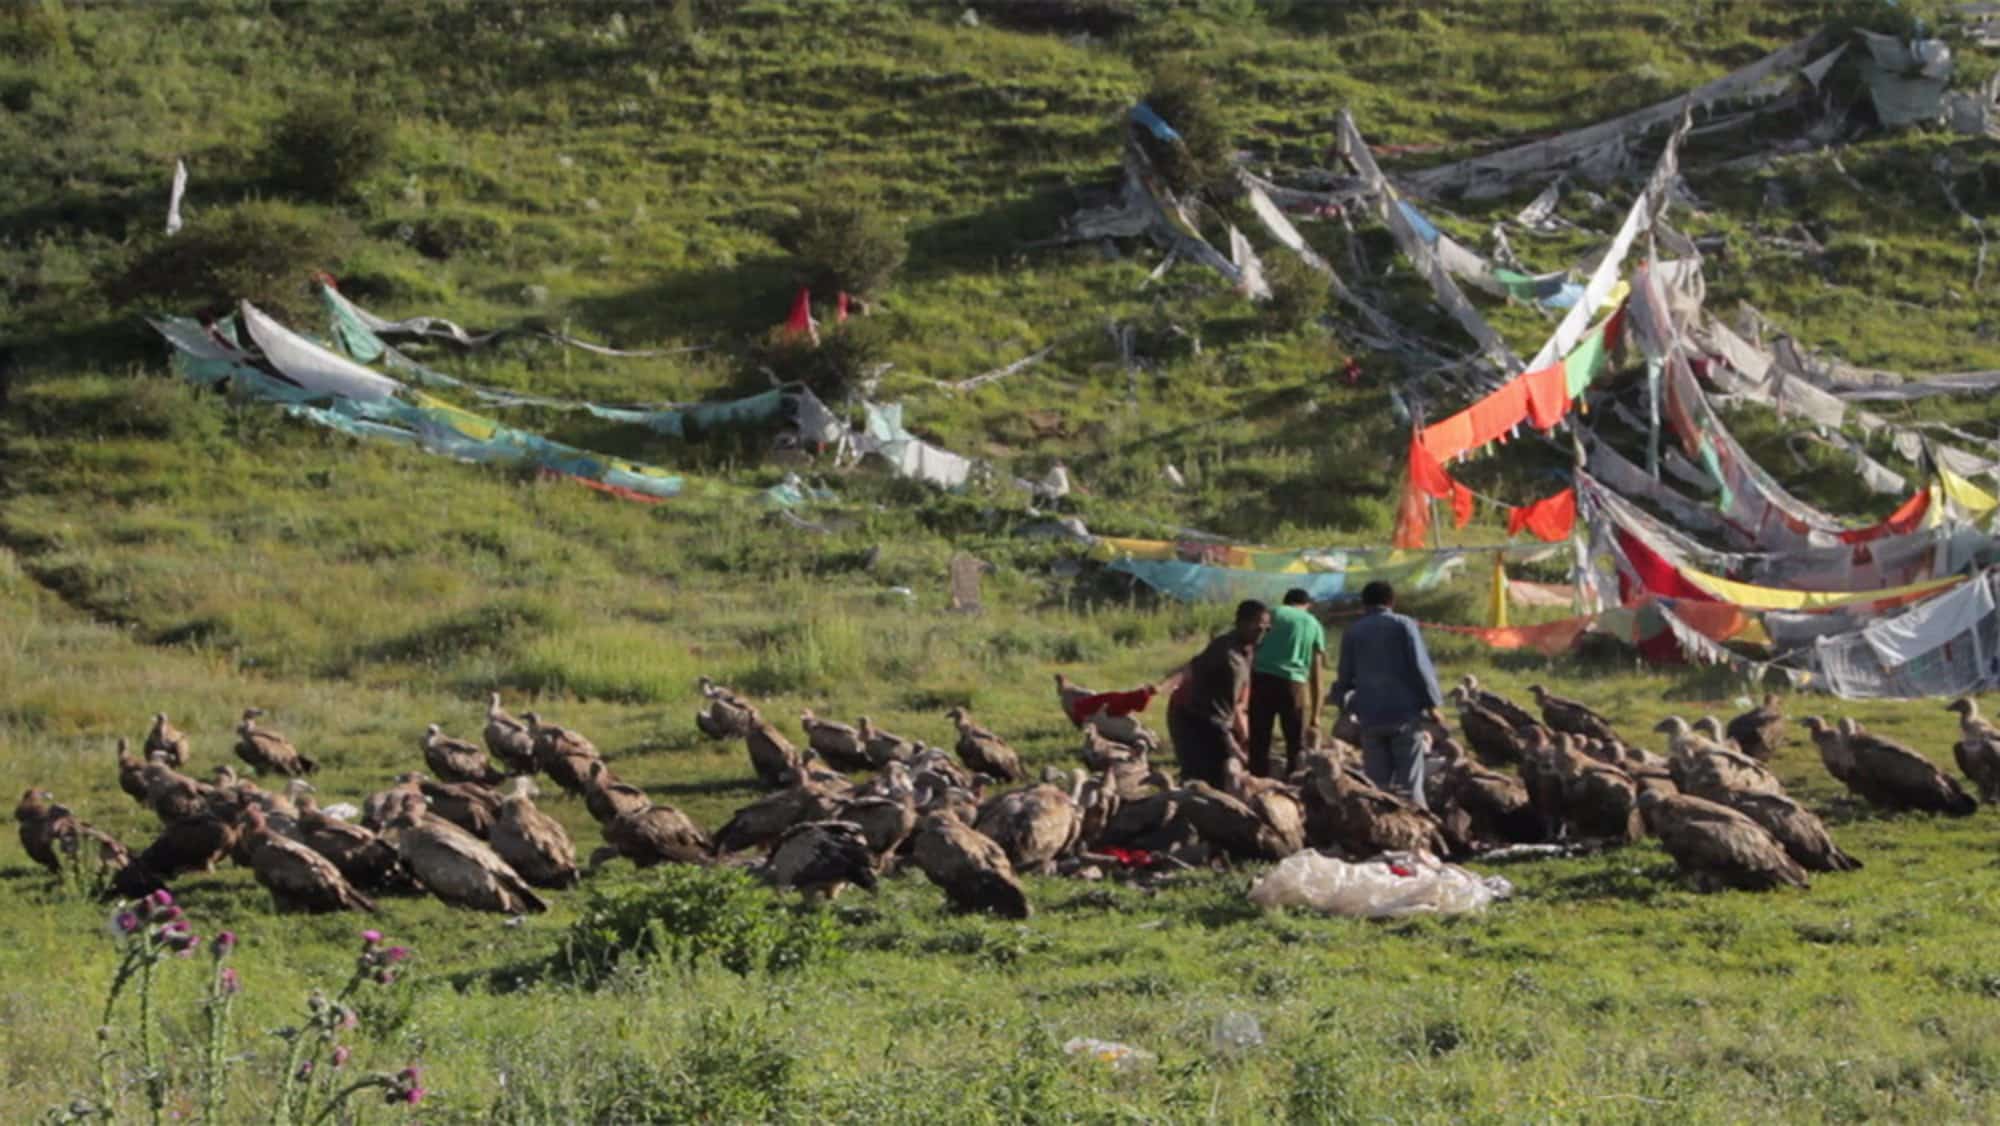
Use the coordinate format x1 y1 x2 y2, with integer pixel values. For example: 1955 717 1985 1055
1535 861 1677 904
566 256 794 351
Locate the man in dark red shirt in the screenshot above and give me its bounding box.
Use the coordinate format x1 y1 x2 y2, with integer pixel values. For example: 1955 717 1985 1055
1165 600 1271 787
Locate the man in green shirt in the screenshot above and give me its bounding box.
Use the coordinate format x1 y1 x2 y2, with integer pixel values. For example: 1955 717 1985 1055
1247 587 1326 778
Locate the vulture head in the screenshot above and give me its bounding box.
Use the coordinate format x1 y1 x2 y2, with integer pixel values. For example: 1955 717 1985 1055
944 707 970 727
425 722 444 738
14 788 53 822
799 708 818 724
395 771 427 787
1761 693 1782 710
488 691 504 711
1459 674 1481 691
1799 716 1832 739
386 796 429 831
212 765 239 785
283 779 316 801
506 776 540 800
1528 684 1549 703
1693 716 1725 741
521 712 542 730
152 712 168 725
1447 684 1468 706
1947 697 1980 720
1836 717 1863 739
1651 716 1691 738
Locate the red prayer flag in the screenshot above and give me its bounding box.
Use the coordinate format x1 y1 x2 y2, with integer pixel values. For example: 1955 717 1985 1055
783 287 817 340
1451 480 1475 529
836 291 850 323
1392 477 1431 548
1505 487 1577 542
1837 486 1930 544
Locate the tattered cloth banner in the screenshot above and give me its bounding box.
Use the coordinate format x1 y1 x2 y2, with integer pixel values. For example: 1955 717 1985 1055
1399 33 1836 200
1507 488 1577 542
1421 301 1625 463
315 276 689 357
1391 199 1583 310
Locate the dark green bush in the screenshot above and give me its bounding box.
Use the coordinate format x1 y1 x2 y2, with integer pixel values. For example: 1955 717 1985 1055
1139 60 1233 197
780 196 907 297
1260 249 1332 334
561 866 843 986
489 1011 798 1124
265 93 393 201
105 200 352 323
752 317 887 403
975 0 1139 35
385 208 510 261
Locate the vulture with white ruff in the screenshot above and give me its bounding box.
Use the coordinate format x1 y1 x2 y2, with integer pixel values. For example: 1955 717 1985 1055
144 712 191 769
388 798 547 913
234 709 317 777
946 708 1025 783
911 810 1030 918
491 777 578 889
1947 697 2000 804
482 693 538 776
422 723 505 786
238 805 377 913
1640 791 1808 892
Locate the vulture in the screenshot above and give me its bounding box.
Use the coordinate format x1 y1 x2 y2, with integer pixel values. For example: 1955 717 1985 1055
1551 734 1645 844
1654 717 1784 801
1095 768 1187 851
237 806 377 913
116 738 149 802
1726 694 1786 761
140 759 217 825
581 760 650 825
295 795 409 893
1691 716 1731 745
415 773 500 838
144 712 191 769
910 810 1031 918
911 746 976 797
15 789 130 876
799 710 873 774
766 820 878 899
527 714 601 795
125 798 242 885
855 716 917 768
1432 741 1541 851
1230 774 1308 858
1301 758 1449 858
482 693 538 776
491 778 579 889
387 799 548 914
1458 675 1539 731
852 760 916 803
1451 686 1529 767
596 801 713 869
1810 717 1977 816
1079 730 1156 800
1947 697 2000 804
422 724 505 786
742 708 805 789
361 776 424 832
833 791 918 868
222 772 311 835
712 775 840 856
974 774 1085 873
1718 790 1860 873
234 709 317 777
696 676 755 739
946 708 1025 783
1639 791 1808 892
1529 685 1620 745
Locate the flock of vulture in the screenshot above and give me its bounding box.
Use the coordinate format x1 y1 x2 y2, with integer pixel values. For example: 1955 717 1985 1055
14 676 2000 919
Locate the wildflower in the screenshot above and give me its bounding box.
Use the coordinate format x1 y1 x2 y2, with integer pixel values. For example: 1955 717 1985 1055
336 1006 359 1032
330 1045 351 1069
295 1060 314 1081
360 929 383 947
113 912 140 935
381 946 410 965
374 969 398 986
385 1065 425 1107
149 889 174 910
219 968 241 995
214 931 237 954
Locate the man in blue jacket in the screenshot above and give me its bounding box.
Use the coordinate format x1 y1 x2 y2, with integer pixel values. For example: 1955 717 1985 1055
1328 580 1443 809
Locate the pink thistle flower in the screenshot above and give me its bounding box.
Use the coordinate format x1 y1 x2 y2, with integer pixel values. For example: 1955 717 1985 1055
360 930 383 946
114 912 140 934
214 931 236 952
148 889 174 909
330 1046 351 1069
295 1061 313 1081
219 968 241 995
381 946 410 964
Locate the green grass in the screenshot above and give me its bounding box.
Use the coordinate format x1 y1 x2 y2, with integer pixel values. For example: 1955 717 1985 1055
7 0 2000 1119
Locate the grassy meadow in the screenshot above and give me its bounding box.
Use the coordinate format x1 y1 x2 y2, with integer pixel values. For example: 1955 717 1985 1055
7 0 2000 1120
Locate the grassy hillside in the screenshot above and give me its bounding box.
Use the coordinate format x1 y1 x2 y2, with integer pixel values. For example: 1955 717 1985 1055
7 0 2000 1119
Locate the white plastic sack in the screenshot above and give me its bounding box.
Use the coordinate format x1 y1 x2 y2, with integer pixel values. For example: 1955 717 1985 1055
1248 850 1511 919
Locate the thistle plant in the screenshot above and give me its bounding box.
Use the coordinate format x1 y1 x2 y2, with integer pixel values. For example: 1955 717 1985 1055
94 890 202 1126
272 930 422 1125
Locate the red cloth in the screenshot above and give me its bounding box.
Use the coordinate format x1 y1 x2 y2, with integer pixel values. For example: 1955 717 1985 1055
1838 487 1931 544
1408 435 1454 497
1451 480 1475 529
836 291 850 323
1522 363 1569 431
1063 686 1157 726
1506 487 1577 541
784 287 816 339
1614 527 1712 604
1394 435 1452 548
1392 477 1431 548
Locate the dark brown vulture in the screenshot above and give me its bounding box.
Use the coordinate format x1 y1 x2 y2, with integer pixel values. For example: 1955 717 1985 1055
422 723 505 787
1528 685 1619 745
581 760 651 825
596 801 714 869
1947 697 2000 804
799 710 873 774
711 775 839 857
973 776 1084 873
1718 789 1860 873
742 707 805 790
483 693 538 776
491 777 579 889
527 714 602 796
766 820 878 900
15 789 130 876
1654 717 1784 801
946 708 1025 783
833 791 918 869
238 806 377 913
233 709 317 777
696 676 755 740
1551 734 1644 844
295 795 410 893
1726 694 1786 761
1458 675 1539 731
910 810 1030 918
855 716 918 768
1639 791 1808 892
413 773 500 838
387 799 547 914
144 712 191 769
1819 717 1977 816
1451 686 1530 767
116 738 149 803
1433 740 1541 851
1301 758 1449 858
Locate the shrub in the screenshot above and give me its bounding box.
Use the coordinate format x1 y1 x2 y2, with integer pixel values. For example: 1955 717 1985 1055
1261 249 1332 333
1139 60 1232 197
780 196 907 297
105 200 353 323
265 92 393 201
974 0 1139 35
752 317 887 402
561 866 843 986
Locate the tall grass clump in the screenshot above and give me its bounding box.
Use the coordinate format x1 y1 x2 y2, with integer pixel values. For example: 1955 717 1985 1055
264 92 394 202
560 867 844 987
1260 250 1332 334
